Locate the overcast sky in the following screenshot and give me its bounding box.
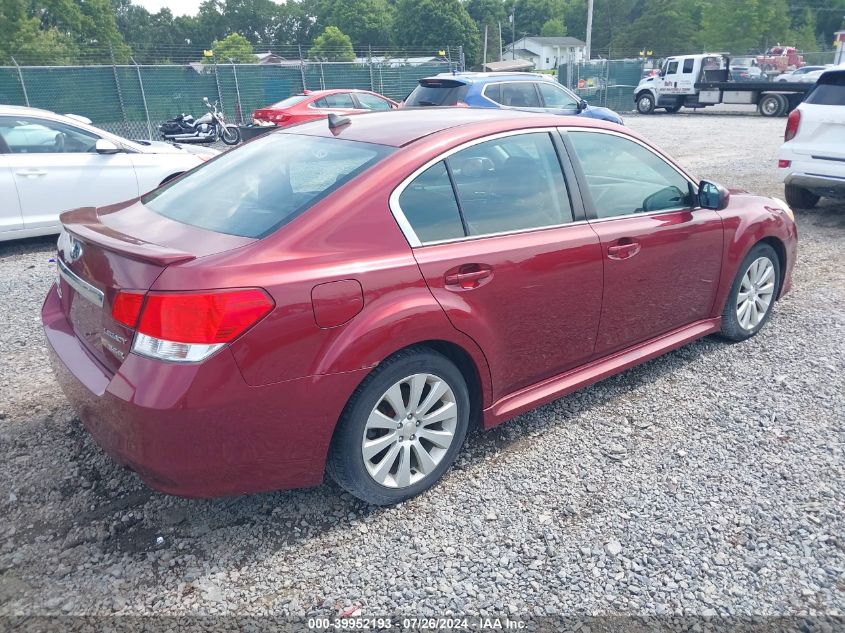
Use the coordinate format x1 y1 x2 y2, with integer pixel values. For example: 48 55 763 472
133 0 203 16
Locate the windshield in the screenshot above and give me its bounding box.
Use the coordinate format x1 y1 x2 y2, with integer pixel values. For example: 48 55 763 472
404 80 469 106
142 133 394 238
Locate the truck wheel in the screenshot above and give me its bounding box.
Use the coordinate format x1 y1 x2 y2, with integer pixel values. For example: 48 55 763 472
636 94 655 114
759 94 785 117
664 104 681 113
785 185 819 209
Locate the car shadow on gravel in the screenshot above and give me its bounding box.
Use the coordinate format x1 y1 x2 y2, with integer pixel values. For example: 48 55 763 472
0 235 56 259
797 201 845 230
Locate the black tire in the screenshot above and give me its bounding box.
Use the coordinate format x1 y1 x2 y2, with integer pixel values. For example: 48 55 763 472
785 184 820 209
720 243 781 342
664 104 681 113
759 94 785 117
221 125 240 145
326 347 470 505
636 93 655 114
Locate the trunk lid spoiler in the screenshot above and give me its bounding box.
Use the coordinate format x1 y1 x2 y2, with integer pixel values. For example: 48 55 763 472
60 206 196 267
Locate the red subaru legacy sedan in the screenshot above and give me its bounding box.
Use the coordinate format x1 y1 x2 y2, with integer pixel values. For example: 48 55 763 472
252 89 398 127
43 109 797 505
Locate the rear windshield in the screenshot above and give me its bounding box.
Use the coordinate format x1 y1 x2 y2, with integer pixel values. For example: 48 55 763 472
404 80 469 106
142 133 393 238
269 95 308 108
805 73 845 106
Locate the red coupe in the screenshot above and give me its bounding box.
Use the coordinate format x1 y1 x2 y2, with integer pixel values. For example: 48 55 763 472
43 109 797 505
252 89 398 127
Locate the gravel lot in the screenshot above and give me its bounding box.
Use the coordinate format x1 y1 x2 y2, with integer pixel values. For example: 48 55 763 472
1 110 843 622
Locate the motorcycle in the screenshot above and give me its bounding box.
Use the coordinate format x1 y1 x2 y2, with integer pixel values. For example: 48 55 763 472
159 97 240 145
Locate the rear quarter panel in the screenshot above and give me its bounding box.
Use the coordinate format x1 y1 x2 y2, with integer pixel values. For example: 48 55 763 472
151 152 494 405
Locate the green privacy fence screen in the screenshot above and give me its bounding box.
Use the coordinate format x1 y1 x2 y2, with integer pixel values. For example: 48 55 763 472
0 61 455 140
557 59 647 113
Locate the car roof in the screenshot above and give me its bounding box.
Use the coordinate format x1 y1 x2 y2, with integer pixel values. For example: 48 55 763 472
424 72 557 85
282 107 618 148
302 89 379 98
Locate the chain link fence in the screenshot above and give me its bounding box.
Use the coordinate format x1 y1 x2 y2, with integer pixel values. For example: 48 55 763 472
558 50 838 114
0 49 462 140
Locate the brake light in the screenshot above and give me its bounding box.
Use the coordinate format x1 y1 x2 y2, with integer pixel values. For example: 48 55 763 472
778 159 791 168
131 289 274 362
784 109 800 142
112 291 145 327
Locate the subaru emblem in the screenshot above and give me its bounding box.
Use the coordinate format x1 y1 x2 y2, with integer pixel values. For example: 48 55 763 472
68 238 83 263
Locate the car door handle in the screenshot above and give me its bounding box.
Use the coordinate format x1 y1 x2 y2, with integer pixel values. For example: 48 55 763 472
16 169 47 178
607 239 641 260
444 264 493 290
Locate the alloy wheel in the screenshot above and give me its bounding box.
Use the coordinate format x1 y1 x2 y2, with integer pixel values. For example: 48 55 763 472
736 256 775 330
361 373 458 488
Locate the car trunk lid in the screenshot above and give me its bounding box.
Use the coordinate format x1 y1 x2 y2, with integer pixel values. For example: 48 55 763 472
56 201 253 373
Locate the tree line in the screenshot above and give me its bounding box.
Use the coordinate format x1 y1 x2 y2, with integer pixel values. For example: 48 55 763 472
0 0 841 67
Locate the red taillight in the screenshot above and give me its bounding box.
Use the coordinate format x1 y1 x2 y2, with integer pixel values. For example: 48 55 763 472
137 289 274 344
785 109 801 142
778 159 791 168
112 291 145 328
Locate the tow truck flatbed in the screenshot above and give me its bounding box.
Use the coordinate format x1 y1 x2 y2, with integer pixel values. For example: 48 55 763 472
694 81 812 93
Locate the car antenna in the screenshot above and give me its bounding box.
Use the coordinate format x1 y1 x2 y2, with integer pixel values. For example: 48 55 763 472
328 113 350 129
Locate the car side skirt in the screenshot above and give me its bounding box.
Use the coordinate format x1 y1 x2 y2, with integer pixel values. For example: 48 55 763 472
482 317 721 429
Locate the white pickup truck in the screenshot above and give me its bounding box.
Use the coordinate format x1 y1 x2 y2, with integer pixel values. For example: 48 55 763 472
634 53 811 117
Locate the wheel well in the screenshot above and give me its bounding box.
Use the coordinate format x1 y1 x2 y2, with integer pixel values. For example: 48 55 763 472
635 90 652 101
159 172 183 186
758 236 787 297
417 340 484 431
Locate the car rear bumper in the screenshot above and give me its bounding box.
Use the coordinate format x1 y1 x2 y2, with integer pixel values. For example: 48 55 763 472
784 172 845 198
42 285 368 498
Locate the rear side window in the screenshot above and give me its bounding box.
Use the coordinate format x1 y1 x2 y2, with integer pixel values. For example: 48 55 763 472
143 133 393 238
499 83 541 108
683 59 694 73
448 132 572 235
805 73 845 106
317 93 356 108
396 132 573 243
404 80 469 106
398 162 465 243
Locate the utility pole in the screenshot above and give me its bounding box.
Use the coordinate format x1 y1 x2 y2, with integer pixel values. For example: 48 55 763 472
483 25 488 68
499 21 503 61
511 6 516 60
585 0 594 61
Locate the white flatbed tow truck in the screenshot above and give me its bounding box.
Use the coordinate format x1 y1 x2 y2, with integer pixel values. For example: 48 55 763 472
634 53 812 117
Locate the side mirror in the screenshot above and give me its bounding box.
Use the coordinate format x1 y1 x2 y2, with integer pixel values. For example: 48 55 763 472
578 99 588 112
95 139 121 155
698 180 730 210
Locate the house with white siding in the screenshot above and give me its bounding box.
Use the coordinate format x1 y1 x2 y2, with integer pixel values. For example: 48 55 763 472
503 36 587 70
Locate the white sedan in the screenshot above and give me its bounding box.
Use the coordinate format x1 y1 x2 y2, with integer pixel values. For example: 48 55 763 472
0 106 218 241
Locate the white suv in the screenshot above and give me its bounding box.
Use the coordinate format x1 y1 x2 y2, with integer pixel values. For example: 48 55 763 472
778 68 845 208
0 106 218 242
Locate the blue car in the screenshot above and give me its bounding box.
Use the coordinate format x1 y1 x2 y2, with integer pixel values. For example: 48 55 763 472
402 72 623 124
